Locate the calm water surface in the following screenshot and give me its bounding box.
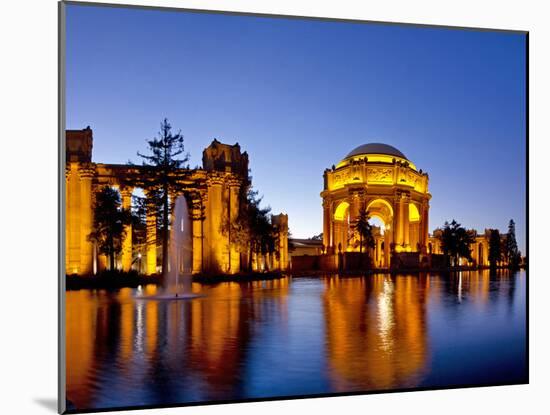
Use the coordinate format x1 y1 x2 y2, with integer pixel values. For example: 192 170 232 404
66 270 527 411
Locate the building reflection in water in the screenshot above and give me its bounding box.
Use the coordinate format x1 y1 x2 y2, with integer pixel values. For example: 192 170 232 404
66 279 289 409
322 274 430 392
66 271 525 411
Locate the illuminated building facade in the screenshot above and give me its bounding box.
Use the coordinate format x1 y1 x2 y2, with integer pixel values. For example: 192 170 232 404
321 143 431 268
65 127 289 276
429 229 499 267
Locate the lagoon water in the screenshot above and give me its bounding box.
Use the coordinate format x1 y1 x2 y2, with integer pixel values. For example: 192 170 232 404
66 270 527 411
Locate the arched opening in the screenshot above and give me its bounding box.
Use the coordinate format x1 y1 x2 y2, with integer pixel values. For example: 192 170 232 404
365 199 394 268
367 215 386 267
332 201 350 253
366 198 394 222
409 203 420 222
333 201 350 221
368 215 386 234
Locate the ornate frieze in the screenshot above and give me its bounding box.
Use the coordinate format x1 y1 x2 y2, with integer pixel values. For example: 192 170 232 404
367 167 394 183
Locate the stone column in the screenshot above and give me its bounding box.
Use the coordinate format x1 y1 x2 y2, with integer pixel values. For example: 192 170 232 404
384 227 392 268
322 199 331 253
282 227 289 270
420 202 429 254
229 180 241 273
120 186 133 272
349 189 363 223
377 238 383 267
402 193 410 249
65 166 71 274
79 164 94 275
205 175 224 273
191 195 204 274
277 214 289 271
145 192 157 275
67 163 81 274
333 221 341 252
394 193 403 247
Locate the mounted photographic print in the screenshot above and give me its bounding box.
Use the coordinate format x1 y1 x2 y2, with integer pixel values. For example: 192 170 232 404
59 1 528 413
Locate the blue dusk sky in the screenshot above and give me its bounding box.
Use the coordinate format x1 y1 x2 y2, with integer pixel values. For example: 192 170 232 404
65 4 527 252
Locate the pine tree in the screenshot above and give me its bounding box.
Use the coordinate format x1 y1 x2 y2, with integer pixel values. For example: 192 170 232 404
488 229 502 269
133 119 190 275
505 219 520 269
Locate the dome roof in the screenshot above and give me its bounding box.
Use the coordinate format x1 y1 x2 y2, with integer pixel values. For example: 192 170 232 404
344 143 408 160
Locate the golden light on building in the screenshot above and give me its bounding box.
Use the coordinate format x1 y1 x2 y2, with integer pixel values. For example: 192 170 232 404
321 143 431 267
65 129 289 276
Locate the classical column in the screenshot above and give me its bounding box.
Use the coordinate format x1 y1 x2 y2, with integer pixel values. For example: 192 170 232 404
281 223 289 271
229 180 240 273
274 214 289 271
349 189 363 223
205 174 224 273
384 225 393 268
65 165 71 274
79 164 94 275
377 238 383 267
191 195 204 274
120 186 133 272
419 202 429 254
67 163 81 274
403 193 410 249
282 226 289 270
394 193 403 247
322 199 331 253
333 220 341 252
145 192 157 275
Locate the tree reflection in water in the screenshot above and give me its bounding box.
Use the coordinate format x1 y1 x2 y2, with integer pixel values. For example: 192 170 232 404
66 271 526 411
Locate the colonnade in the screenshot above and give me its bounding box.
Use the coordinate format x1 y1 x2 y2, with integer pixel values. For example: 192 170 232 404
322 189 430 269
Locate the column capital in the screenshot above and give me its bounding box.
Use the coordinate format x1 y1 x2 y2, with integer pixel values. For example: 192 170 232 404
227 176 241 188
396 190 411 201
78 163 96 180
206 172 226 186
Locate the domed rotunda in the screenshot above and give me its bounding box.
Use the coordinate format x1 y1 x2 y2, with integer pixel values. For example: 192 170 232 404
321 143 431 268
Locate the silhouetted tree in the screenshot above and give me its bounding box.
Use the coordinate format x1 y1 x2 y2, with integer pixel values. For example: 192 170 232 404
89 186 132 271
351 208 375 255
248 191 276 271
130 194 148 273
504 219 521 269
437 220 475 267
488 229 502 269
226 187 277 272
132 119 190 275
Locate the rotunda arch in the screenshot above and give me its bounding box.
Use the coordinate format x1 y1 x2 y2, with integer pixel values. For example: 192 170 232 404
366 198 394 226
334 201 350 221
